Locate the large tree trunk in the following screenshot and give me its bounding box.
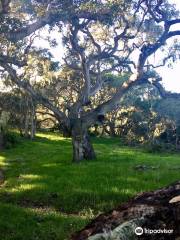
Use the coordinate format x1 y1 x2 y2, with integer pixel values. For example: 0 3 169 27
72 181 180 240
72 122 96 163
62 125 71 138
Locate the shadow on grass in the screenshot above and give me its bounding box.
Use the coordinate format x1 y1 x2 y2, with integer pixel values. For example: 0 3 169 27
0 134 180 239
0 202 87 240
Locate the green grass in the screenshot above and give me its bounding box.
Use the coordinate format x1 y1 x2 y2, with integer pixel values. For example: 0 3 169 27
0 133 179 240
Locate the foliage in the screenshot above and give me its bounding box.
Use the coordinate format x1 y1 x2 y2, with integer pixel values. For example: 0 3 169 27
143 142 175 153
155 98 180 124
0 90 37 139
96 84 161 143
154 98 180 148
103 73 131 87
3 131 20 149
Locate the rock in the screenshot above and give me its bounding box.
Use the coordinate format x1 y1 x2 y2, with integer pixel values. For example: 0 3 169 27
72 181 180 240
169 196 180 203
88 218 144 240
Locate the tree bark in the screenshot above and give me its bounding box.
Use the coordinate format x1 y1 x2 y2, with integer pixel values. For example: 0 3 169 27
109 122 116 137
0 131 4 150
61 125 71 138
72 121 96 163
72 181 180 240
24 110 30 138
30 101 36 140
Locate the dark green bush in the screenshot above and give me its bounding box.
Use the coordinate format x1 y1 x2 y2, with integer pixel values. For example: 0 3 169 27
4 132 20 149
144 142 176 153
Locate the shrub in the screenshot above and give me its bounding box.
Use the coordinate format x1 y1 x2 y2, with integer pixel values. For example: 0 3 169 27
144 142 176 153
4 132 20 149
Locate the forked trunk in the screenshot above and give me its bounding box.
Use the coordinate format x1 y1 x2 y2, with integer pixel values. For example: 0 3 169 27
72 124 96 163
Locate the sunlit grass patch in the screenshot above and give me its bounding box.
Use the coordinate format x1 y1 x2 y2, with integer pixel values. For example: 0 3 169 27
0 156 7 167
0 133 179 239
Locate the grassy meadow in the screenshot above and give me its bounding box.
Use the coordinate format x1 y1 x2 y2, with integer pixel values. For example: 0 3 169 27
0 133 179 240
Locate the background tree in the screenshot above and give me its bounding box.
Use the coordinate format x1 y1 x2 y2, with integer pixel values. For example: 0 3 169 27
155 98 180 149
93 82 161 143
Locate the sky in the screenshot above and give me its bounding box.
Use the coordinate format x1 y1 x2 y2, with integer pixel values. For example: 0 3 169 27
157 0 180 93
34 0 180 93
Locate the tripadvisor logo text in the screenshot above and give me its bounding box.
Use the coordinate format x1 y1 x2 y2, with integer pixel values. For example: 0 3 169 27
135 227 173 236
